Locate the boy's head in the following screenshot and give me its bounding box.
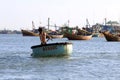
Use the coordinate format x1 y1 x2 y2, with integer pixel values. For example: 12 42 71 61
38 27 42 32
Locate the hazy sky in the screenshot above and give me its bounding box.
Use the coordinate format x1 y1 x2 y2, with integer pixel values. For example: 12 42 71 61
0 0 120 30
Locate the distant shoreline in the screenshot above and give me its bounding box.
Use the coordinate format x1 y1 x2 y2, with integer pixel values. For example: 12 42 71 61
0 30 21 34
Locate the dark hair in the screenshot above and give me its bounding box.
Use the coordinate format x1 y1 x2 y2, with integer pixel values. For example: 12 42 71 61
38 27 42 32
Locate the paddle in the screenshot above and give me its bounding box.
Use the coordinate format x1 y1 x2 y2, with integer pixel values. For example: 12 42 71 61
47 37 53 42
46 34 53 42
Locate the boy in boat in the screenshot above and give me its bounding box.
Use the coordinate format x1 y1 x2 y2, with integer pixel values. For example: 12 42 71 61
38 27 51 45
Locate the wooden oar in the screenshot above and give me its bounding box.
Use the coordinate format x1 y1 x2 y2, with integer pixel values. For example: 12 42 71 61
47 37 53 42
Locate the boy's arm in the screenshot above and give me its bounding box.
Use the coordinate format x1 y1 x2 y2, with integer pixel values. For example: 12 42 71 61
46 33 52 39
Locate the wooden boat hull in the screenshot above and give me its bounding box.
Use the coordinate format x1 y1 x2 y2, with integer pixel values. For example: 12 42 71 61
102 31 120 41
31 42 73 57
21 29 39 36
64 33 92 40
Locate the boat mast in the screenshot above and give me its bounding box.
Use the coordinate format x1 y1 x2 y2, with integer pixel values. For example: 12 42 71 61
86 18 90 28
48 17 50 30
68 20 70 27
32 21 35 30
104 18 107 26
54 24 57 31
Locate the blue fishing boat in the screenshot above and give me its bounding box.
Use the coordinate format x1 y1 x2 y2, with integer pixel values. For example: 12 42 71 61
31 42 73 57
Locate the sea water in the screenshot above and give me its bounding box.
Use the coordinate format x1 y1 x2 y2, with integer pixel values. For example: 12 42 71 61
0 34 120 80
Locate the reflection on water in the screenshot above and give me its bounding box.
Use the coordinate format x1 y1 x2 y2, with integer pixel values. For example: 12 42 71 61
0 34 120 80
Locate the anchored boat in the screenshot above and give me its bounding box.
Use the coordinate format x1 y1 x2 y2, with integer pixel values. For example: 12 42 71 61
64 32 92 40
102 31 120 41
21 29 39 36
31 42 73 57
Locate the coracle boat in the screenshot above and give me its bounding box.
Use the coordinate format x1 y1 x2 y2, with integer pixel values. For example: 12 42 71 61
64 33 92 40
21 29 39 36
102 31 120 41
31 42 73 57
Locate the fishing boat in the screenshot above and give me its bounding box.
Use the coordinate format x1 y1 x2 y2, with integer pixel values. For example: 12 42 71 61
31 42 73 57
21 29 39 36
21 21 39 36
102 31 120 41
48 32 64 38
21 29 64 39
48 31 63 38
92 33 104 37
64 32 92 40
50 34 63 38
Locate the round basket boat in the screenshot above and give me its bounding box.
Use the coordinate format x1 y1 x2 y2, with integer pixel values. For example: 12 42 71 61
31 42 73 57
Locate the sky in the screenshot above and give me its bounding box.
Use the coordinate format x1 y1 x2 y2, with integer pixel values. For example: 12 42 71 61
0 0 120 30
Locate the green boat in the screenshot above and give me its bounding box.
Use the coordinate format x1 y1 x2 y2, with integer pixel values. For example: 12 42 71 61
31 42 73 57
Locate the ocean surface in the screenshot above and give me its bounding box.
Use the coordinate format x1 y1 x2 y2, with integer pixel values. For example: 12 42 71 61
0 34 120 80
